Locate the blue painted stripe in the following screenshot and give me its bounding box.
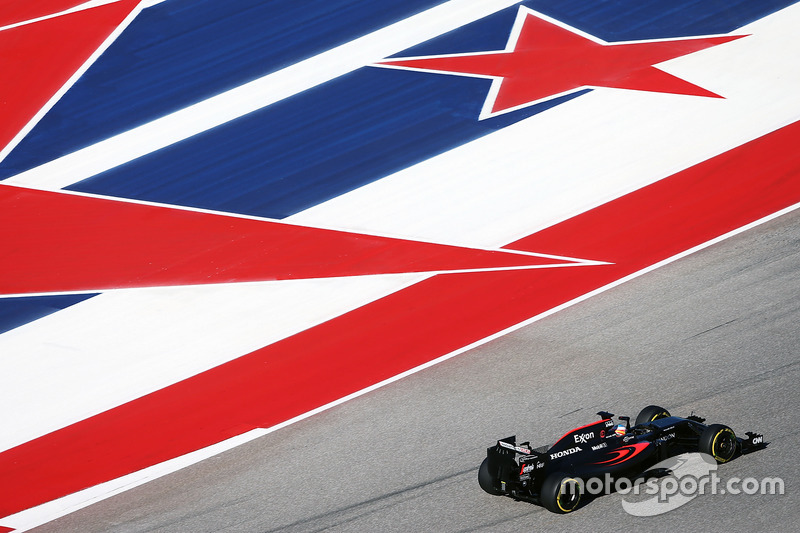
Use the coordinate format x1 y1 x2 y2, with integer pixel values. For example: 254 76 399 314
402 0 794 57
67 68 570 219
0 294 97 335
61 0 795 220
530 0 792 41
0 0 446 178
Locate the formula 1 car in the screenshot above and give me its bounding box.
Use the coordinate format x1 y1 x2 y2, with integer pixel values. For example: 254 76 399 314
478 405 765 513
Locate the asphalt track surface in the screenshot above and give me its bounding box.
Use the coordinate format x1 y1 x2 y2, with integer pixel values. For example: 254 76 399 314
33 205 799 532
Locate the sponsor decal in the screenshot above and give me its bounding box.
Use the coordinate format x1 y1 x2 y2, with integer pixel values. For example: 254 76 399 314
550 446 582 460
574 431 595 444
592 442 608 451
657 432 676 443
519 461 545 474
499 441 531 455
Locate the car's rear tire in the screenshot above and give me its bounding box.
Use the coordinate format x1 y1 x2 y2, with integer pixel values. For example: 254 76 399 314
635 405 671 426
478 457 501 495
699 424 737 463
540 472 582 514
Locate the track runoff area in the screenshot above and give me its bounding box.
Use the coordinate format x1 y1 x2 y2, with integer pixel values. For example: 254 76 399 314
1 1 799 531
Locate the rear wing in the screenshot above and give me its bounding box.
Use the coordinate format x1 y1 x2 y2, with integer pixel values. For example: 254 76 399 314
492 436 548 458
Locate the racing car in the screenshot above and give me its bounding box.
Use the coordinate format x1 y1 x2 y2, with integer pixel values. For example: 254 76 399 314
478 405 765 513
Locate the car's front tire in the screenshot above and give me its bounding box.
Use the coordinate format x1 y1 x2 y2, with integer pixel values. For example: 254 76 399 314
699 424 737 463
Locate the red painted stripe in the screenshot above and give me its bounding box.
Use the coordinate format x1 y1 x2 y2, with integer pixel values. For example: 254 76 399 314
2 119 800 517
0 0 141 152
0 0 87 27
0 186 570 295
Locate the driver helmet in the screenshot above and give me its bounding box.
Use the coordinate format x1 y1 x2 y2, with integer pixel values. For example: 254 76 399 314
614 424 627 437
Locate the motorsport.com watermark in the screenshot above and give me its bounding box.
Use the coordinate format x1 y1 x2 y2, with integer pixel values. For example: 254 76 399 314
568 453 784 516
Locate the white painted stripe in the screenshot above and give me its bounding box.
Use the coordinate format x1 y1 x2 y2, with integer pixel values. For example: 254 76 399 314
287 3 800 248
1 0 522 189
0 274 428 453
4 200 798 533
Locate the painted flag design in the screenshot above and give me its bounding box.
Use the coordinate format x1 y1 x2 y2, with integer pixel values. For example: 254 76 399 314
1 0 799 530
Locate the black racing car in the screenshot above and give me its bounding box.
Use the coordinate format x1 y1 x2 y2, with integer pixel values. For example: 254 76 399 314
478 405 765 513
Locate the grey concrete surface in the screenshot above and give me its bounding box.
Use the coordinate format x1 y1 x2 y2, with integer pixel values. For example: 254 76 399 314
34 209 800 533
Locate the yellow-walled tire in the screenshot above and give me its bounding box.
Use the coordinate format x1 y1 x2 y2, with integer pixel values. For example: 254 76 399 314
635 405 671 426
699 424 737 463
540 473 583 514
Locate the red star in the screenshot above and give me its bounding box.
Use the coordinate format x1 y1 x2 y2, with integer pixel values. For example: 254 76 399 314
375 7 746 119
